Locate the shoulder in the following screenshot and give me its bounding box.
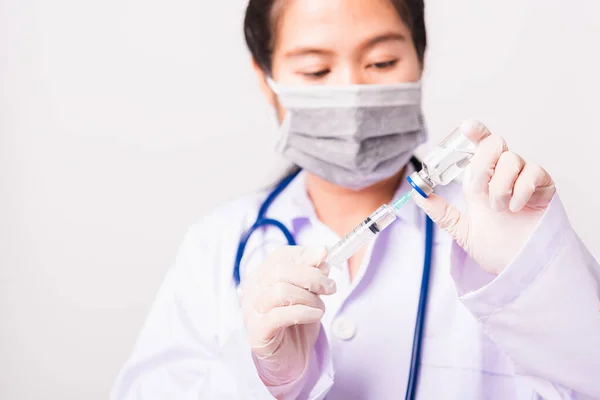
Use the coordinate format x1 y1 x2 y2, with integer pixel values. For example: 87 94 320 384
165 190 269 303
181 191 268 254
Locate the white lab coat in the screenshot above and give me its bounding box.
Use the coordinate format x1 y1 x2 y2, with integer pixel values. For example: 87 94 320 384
111 173 600 399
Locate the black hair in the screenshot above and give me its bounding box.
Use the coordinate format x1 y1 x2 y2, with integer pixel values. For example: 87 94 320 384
243 0 427 75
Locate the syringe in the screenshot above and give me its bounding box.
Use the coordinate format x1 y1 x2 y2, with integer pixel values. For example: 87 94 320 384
322 189 415 269
322 125 476 270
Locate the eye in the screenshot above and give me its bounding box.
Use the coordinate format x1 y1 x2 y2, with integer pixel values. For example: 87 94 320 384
369 59 399 70
300 69 330 80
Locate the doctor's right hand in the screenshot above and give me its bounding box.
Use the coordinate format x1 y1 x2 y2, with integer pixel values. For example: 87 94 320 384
240 246 336 392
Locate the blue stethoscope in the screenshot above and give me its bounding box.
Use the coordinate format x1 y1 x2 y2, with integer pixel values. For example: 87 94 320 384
233 157 434 400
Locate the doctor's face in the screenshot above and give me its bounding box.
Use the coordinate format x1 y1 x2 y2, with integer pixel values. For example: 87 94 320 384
256 0 423 112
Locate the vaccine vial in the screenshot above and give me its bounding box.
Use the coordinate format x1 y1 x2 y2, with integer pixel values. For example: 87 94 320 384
407 126 476 198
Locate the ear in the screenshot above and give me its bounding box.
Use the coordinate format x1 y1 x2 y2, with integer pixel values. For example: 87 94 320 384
252 59 278 108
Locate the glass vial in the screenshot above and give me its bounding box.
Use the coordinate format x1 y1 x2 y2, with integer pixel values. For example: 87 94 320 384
408 127 476 197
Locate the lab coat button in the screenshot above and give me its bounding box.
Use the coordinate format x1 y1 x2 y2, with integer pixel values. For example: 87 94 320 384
332 316 357 341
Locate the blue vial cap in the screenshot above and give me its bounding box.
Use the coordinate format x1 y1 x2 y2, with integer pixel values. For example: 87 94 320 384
407 176 429 198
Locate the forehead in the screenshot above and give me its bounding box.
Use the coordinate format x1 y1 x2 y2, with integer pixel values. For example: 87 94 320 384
273 0 410 51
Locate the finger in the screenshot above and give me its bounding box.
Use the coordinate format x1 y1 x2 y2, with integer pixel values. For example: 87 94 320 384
316 260 333 276
257 282 326 314
509 163 555 212
265 263 337 295
459 118 492 145
260 305 325 339
298 246 332 275
468 135 509 193
413 193 470 248
488 151 526 212
297 246 328 266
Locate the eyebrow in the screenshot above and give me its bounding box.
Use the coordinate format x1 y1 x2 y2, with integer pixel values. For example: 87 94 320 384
284 47 333 59
364 32 406 49
284 32 407 59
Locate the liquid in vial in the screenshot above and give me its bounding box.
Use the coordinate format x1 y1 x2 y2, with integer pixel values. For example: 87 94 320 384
409 126 476 196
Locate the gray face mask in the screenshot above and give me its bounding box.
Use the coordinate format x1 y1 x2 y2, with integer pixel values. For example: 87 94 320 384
269 80 427 190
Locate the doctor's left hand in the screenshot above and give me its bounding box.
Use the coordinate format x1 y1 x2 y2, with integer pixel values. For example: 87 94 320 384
414 119 556 275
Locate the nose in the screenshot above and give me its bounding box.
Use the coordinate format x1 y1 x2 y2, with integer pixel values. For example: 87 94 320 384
330 64 368 85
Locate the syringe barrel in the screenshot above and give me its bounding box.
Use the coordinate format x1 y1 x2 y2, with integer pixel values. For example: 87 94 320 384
324 204 397 269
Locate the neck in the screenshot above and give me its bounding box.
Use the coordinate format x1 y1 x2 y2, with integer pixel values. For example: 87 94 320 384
306 169 405 237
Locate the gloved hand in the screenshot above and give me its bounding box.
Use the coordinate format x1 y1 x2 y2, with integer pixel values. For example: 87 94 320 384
414 119 556 275
240 246 336 395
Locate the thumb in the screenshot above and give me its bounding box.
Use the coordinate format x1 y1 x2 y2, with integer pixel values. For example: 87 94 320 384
297 246 328 266
412 193 470 247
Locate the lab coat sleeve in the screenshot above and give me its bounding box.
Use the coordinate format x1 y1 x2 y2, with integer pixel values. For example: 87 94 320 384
110 218 276 399
451 194 600 399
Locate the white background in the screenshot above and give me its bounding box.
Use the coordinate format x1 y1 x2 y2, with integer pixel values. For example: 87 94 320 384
1 0 599 398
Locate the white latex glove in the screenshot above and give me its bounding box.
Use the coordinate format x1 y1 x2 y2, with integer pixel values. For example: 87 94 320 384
414 119 556 275
240 246 336 394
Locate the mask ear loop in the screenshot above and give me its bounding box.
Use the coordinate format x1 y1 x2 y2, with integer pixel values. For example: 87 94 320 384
266 77 280 93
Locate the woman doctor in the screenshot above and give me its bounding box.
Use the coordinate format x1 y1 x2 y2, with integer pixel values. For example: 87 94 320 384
112 0 600 399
